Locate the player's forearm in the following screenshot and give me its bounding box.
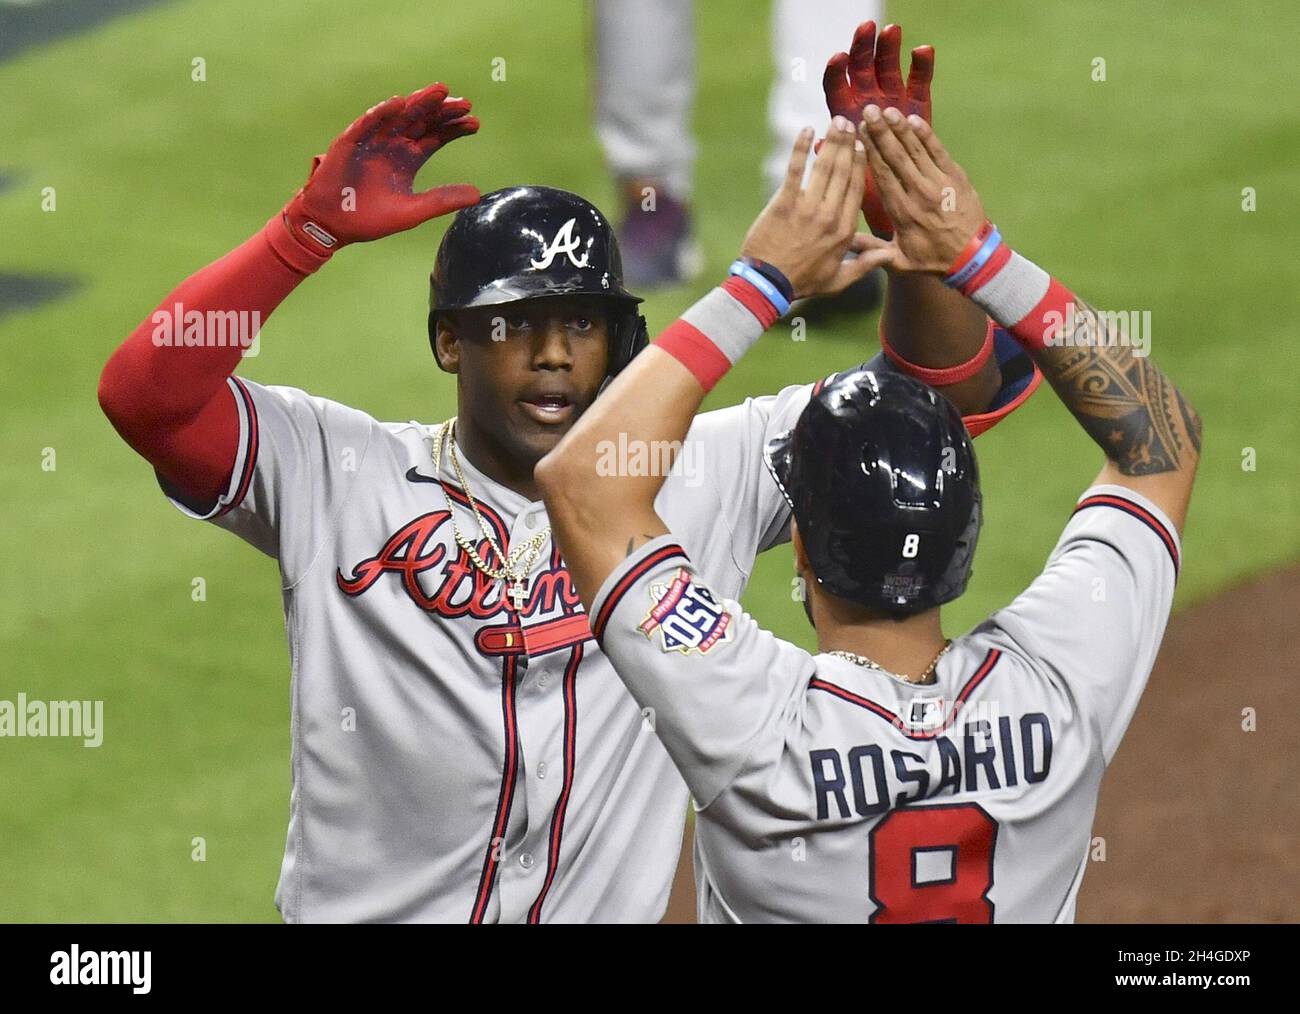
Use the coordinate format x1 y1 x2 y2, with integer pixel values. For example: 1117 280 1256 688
1030 297 1202 478
880 271 1000 414
99 216 326 431
537 349 701 612
98 215 329 502
958 247 1202 527
961 253 1202 472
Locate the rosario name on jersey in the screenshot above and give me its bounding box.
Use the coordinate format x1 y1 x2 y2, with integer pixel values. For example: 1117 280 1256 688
591 486 1180 923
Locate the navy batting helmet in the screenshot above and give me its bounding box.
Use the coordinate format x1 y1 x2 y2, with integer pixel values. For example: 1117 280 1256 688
428 185 648 377
764 369 981 615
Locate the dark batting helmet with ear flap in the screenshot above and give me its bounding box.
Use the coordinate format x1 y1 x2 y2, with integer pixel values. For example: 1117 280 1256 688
764 368 981 615
427 185 648 377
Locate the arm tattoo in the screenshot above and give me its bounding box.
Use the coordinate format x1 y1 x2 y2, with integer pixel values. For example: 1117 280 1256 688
1035 299 1202 475
624 534 660 558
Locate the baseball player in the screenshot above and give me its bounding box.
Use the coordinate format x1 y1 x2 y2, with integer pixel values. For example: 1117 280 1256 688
538 107 1201 922
97 70 1034 922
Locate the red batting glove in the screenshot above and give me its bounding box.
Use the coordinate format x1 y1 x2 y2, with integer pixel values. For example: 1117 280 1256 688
281 83 481 255
822 21 934 237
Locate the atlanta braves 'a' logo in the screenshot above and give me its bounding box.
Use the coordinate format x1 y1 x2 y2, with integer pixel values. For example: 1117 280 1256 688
530 218 589 270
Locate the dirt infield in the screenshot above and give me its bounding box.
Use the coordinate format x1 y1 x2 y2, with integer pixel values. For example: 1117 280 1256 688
663 565 1300 923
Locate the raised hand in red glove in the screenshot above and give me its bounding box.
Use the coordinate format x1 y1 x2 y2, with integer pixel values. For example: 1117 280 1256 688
282 83 481 255
822 21 934 237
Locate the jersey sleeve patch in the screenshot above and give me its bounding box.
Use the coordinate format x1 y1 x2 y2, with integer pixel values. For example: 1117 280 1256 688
638 567 733 655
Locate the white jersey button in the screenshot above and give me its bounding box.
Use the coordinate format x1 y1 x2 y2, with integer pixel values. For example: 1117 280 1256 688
519 852 536 870
537 762 548 779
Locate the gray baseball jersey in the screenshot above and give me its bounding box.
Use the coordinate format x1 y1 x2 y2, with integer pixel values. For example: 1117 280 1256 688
161 369 814 922
592 484 1180 923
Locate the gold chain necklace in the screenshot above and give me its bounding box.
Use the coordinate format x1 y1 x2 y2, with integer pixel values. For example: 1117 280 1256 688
827 640 953 686
430 418 551 611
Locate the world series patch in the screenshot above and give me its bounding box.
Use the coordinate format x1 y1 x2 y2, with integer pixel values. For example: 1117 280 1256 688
639 568 732 655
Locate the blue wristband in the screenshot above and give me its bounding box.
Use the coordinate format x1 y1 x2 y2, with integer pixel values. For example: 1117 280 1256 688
728 260 791 317
737 256 795 303
944 226 1002 289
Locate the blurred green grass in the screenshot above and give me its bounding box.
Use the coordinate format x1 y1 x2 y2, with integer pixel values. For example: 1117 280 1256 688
0 0 1296 920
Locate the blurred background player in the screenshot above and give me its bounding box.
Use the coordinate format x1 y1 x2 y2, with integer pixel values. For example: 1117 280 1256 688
593 0 884 310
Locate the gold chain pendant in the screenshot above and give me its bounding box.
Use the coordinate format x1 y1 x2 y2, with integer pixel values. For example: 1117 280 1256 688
429 418 552 612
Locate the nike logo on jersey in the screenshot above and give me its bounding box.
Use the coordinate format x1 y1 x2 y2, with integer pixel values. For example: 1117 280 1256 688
530 218 590 270
404 466 439 485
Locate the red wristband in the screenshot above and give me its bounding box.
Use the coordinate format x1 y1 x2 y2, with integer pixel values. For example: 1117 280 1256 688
653 320 732 393
946 220 995 279
263 212 333 276
959 241 1013 297
1008 277 1077 353
722 275 782 329
879 318 995 387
